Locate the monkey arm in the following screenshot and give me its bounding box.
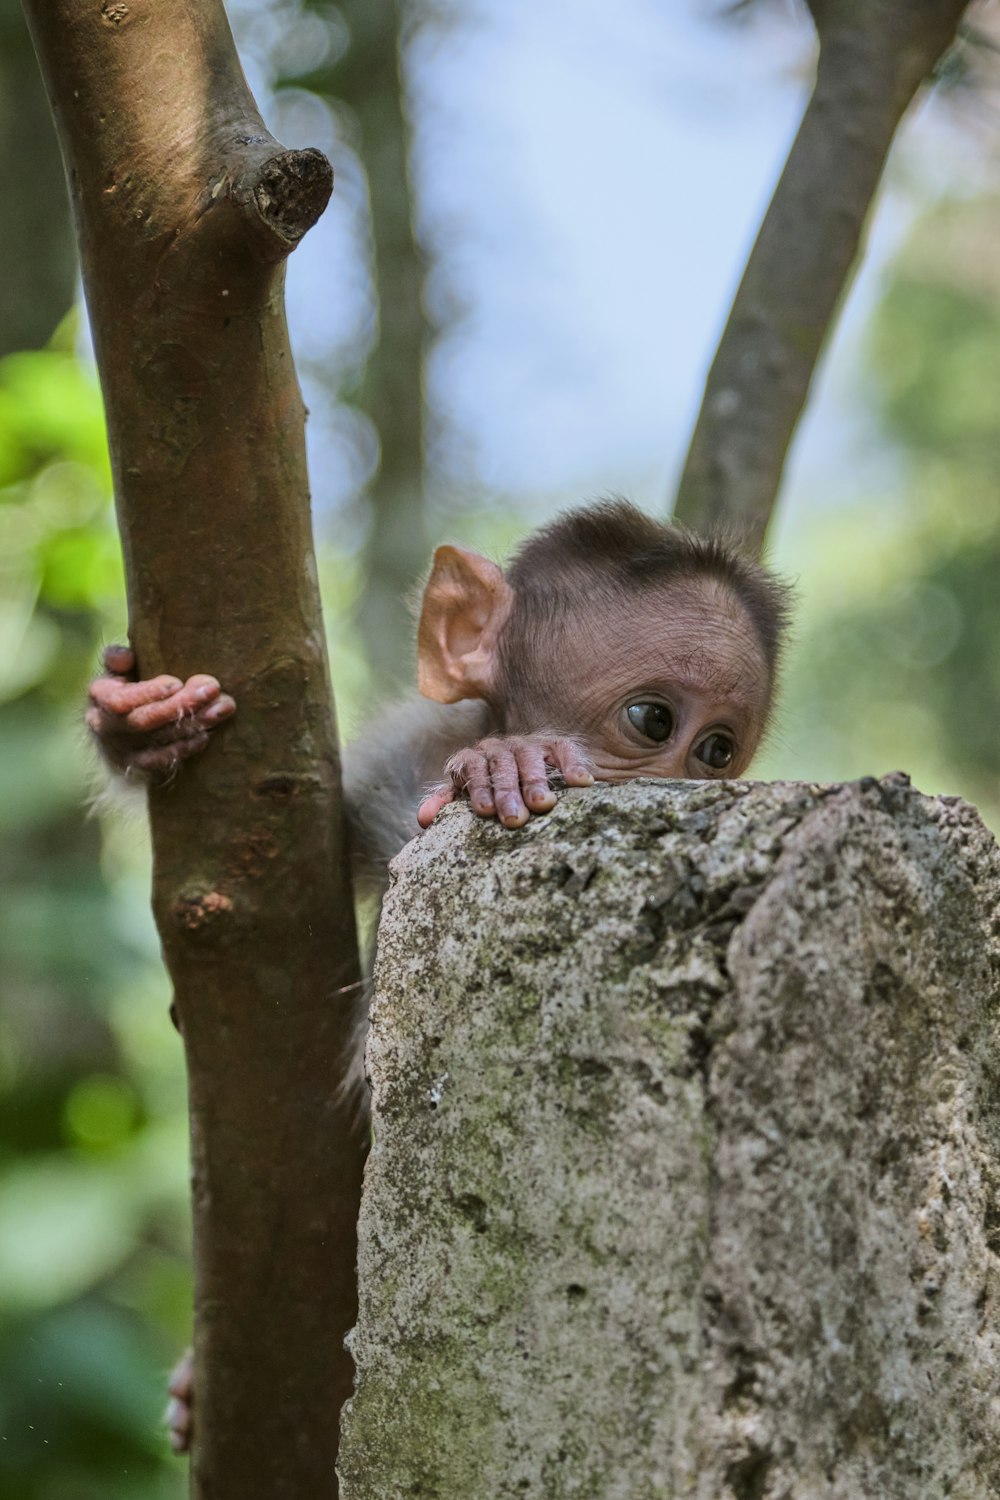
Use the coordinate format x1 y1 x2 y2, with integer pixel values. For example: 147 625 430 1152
341 697 491 894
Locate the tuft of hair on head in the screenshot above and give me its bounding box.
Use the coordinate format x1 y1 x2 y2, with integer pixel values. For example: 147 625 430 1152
504 497 794 677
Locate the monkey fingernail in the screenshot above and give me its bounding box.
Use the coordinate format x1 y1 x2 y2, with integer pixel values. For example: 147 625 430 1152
103 645 134 671
567 768 594 785
469 793 496 817
524 783 556 809
201 697 234 725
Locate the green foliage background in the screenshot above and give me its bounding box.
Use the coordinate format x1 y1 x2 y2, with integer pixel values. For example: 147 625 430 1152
0 325 189 1499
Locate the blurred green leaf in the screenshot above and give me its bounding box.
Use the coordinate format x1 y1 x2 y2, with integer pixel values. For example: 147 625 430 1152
63 1075 141 1152
0 1158 141 1313
38 524 123 610
0 347 109 485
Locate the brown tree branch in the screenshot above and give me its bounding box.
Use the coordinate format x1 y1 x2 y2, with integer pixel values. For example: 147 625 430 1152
21 4 363 1497
672 0 971 554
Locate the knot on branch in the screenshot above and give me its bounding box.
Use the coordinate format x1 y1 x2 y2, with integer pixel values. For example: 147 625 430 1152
245 148 333 257
172 889 235 932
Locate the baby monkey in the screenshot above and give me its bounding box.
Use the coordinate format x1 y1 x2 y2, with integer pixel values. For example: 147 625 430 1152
89 500 790 861
89 499 789 1455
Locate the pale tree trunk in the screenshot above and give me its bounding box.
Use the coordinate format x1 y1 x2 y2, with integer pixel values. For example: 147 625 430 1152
0 0 76 353
341 778 1000 1498
672 0 971 552
22 5 363 1497
301 0 429 688
341 0 429 691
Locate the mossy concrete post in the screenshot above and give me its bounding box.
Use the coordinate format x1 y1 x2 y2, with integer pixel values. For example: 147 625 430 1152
338 778 1000 1499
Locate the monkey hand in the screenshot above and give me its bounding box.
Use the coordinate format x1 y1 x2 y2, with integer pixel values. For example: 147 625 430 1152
164 1348 193 1455
86 644 235 780
417 734 594 830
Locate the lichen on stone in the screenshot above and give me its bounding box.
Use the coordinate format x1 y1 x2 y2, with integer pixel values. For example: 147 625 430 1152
340 778 1000 1499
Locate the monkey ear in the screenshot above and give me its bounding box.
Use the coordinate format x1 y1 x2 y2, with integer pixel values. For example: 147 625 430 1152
417 545 514 703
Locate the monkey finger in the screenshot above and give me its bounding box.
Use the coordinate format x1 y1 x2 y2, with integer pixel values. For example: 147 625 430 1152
121 676 224 734
130 731 210 777
512 741 557 812
102 643 137 677
91 705 212 751
446 749 497 819
166 1396 192 1455
544 737 595 788
167 1349 194 1402
165 1347 194 1456
483 746 530 828
196 693 236 729
89 672 185 719
416 783 456 829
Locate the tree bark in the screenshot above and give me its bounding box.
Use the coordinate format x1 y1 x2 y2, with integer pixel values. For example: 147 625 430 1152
341 777 1000 1497
21 5 364 1497
672 0 970 553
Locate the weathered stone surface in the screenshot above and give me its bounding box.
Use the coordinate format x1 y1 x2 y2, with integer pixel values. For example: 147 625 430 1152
338 777 1000 1500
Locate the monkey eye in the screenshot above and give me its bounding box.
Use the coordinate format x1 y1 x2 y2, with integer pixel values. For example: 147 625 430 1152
626 702 673 744
694 732 736 771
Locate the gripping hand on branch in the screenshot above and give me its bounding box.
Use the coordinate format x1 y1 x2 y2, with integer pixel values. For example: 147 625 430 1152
87 645 236 779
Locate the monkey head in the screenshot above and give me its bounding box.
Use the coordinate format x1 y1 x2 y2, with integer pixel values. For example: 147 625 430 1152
417 500 791 790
